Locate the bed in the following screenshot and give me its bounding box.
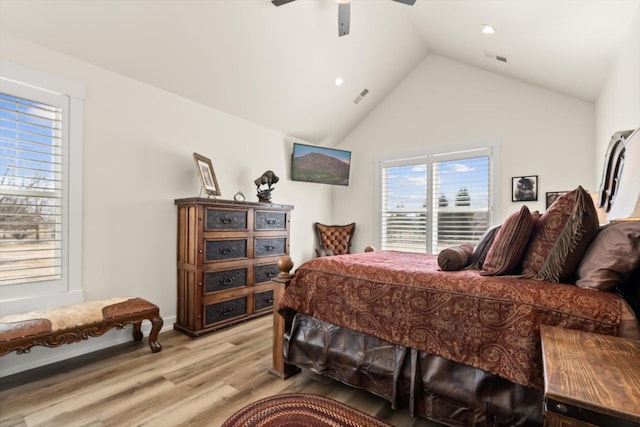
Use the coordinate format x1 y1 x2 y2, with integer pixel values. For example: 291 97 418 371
270 135 640 426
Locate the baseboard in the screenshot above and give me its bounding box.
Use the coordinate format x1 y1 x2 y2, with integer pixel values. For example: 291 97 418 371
0 315 176 378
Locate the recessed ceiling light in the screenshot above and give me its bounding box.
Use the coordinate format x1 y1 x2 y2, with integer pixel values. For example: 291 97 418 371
481 24 496 35
335 78 344 86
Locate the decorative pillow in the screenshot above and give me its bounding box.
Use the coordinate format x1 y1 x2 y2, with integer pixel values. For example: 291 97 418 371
576 221 640 290
470 224 501 268
521 186 599 283
481 206 539 276
438 245 474 271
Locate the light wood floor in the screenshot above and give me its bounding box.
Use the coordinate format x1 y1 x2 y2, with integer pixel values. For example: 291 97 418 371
0 315 442 427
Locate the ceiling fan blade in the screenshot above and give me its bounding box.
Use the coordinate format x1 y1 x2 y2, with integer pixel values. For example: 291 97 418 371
338 3 350 37
271 0 296 6
390 0 416 5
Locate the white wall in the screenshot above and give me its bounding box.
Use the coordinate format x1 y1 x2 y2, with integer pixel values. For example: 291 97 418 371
0 34 332 377
595 7 640 178
334 55 595 252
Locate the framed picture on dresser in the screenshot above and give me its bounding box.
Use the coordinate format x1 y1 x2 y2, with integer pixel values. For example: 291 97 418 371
193 152 221 196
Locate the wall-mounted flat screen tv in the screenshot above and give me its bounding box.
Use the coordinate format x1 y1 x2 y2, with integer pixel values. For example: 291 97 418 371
291 143 351 186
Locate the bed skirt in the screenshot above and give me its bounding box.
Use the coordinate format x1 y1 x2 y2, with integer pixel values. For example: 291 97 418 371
284 313 543 427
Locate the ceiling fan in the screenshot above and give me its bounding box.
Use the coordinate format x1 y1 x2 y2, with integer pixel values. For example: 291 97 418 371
271 0 417 37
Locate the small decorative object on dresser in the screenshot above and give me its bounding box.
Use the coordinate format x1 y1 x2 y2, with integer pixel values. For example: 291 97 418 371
254 170 279 203
174 197 292 336
193 152 221 197
512 175 538 202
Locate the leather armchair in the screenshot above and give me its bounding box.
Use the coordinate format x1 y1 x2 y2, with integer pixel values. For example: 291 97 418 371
315 222 356 256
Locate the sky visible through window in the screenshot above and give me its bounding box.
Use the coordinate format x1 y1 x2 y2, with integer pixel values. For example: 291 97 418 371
385 156 489 211
0 93 59 187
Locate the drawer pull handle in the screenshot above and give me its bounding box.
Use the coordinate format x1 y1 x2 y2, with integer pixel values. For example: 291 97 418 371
220 307 235 315
264 244 277 251
219 247 233 254
266 219 276 225
220 217 235 224
555 403 568 414
265 297 274 304
221 278 234 285
266 270 277 278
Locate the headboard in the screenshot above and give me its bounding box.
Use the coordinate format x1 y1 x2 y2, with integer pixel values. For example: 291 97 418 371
602 128 640 320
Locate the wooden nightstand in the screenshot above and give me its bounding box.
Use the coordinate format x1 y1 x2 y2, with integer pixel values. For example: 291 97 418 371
540 325 640 427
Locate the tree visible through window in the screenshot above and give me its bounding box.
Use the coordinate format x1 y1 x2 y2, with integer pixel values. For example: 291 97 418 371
380 149 493 254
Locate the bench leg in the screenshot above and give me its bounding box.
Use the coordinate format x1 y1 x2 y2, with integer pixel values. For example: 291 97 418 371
149 316 163 353
132 321 143 341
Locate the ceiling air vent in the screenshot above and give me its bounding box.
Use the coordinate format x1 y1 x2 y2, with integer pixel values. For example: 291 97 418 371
485 51 508 63
354 88 369 104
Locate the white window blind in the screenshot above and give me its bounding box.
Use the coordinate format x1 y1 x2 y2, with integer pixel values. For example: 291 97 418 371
0 61 83 313
432 154 490 253
0 93 63 286
380 148 493 254
381 161 428 253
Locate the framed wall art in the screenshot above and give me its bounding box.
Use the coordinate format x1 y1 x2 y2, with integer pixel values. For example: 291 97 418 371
545 191 568 209
291 142 351 186
193 152 221 197
512 175 538 202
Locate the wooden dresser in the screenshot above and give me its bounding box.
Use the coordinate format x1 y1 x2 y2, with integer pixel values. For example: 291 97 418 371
175 198 293 337
541 325 640 427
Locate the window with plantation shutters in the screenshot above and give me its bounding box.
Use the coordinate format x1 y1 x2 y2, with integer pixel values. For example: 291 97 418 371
0 93 63 286
379 147 495 254
0 60 84 311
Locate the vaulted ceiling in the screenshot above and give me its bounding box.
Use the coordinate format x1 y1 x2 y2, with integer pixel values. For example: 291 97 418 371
1 0 638 146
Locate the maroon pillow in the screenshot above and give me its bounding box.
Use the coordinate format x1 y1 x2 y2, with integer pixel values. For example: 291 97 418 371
438 245 474 271
481 206 539 276
576 221 640 290
521 186 600 282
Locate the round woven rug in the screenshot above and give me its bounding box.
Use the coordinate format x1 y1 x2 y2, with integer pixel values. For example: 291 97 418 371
222 393 393 427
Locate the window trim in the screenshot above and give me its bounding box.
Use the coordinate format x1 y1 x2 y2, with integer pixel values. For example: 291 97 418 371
0 60 84 314
375 139 501 252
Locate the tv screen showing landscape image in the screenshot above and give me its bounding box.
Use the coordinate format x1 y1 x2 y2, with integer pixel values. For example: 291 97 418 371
291 143 351 186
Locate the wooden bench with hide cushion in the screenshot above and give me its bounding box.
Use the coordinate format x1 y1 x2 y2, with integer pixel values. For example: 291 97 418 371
0 297 163 356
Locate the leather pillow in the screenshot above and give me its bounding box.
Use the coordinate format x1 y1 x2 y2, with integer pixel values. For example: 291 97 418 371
576 221 640 290
470 224 501 268
481 206 539 276
521 186 599 283
438 245 474 271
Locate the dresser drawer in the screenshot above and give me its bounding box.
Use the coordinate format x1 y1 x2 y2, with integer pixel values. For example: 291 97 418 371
254 263 279 284
205 297 247 325
205 239 247 261
255 237 287 257
255 211 287 230
205 208 248 231
204 268 247 293
254 290 274 311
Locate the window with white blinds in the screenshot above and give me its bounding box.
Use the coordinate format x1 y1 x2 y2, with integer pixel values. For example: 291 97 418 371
380 148 493 254
0 61 84 310
0 93 63 286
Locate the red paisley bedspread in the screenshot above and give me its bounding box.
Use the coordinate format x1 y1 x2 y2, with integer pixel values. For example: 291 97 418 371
279 251 622 389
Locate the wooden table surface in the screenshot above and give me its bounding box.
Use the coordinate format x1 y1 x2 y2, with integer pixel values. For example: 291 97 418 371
540 325 640 424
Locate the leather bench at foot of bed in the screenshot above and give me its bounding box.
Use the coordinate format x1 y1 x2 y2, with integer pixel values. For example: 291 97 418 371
0 297 163 356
